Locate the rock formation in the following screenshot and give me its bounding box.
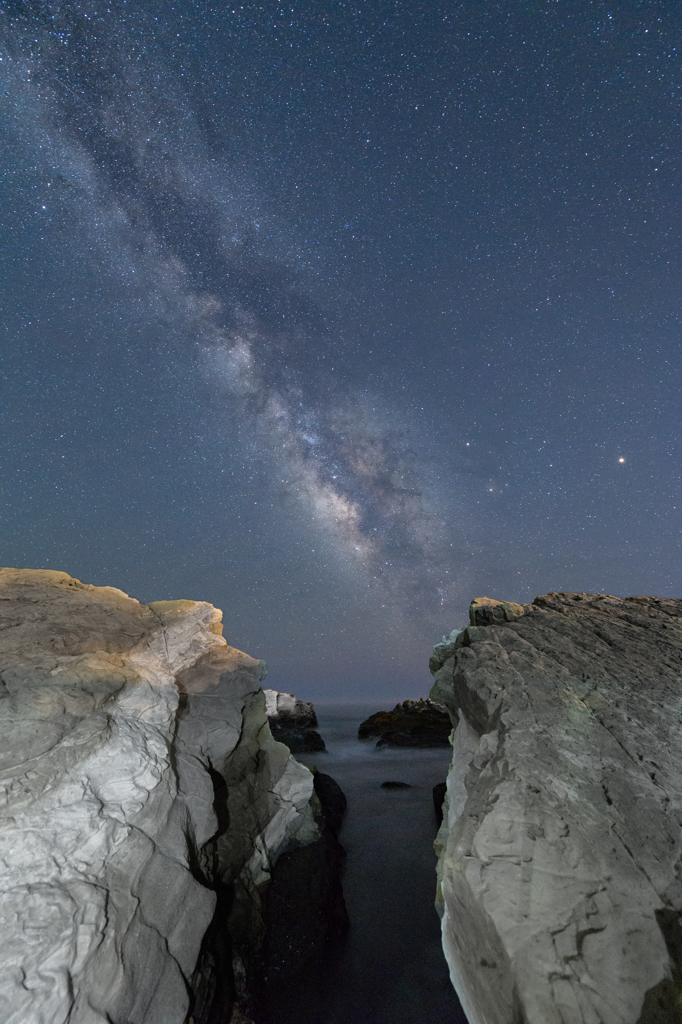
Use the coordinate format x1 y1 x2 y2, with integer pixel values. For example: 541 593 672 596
263 688 326 753
431 592 682 1024
263 689 317 727
0 568 340 1024
358 698 452 747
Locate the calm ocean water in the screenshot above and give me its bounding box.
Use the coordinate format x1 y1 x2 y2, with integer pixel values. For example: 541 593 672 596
260 703 469 1024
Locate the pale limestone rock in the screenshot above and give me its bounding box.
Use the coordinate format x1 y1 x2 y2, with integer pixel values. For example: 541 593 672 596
432 592 682 1024
262 687 326 754
0 568 313 1024
263 688 317 726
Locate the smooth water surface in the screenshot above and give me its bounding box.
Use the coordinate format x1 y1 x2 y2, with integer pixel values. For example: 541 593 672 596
261 704 468 1024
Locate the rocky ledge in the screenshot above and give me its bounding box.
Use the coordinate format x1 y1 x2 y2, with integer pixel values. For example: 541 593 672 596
431 592 682 1024
358 698 452 747
0 568 345 1024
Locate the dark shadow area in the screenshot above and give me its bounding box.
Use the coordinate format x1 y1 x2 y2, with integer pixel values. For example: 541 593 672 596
637 909 682 1024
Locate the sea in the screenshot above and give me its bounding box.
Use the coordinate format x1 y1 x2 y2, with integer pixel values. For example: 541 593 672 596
259 703 469 1024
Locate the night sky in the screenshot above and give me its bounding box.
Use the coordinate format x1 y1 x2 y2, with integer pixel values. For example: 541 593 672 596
1 1 679 701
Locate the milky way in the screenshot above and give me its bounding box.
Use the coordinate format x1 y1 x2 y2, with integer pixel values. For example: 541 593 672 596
1 1 678 698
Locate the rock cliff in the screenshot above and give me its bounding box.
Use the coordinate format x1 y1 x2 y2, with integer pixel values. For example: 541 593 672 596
0 568 329 1024
431 592 682 1024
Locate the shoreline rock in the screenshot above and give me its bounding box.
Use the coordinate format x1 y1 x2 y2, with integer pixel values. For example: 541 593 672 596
0 568 344 1024
432 592 682 1024
263 688 326 752
358 698 452 748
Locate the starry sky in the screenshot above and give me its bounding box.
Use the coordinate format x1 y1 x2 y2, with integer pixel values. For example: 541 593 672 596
1 0 679 701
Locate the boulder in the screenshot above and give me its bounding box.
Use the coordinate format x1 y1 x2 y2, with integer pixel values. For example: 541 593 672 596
358 698 452 747
0 568 338 1024
468 596 525 627
432 592 682 1024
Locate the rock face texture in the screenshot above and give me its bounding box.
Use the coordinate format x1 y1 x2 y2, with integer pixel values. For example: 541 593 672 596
431 592 682 1024
0 568 329 1024
358 698 452 747
263 689 326 753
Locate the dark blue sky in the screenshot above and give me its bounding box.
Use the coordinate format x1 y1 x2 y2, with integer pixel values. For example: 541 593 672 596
1 0 679 700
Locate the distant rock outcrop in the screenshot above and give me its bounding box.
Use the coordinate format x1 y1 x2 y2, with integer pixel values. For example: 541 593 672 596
431 592 682 1024
0 568 341 1024
358 698 452 747
263 688 326 752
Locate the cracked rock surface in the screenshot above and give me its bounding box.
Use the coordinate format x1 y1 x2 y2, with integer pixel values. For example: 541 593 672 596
0 568 315 1024
431 592 682 1024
